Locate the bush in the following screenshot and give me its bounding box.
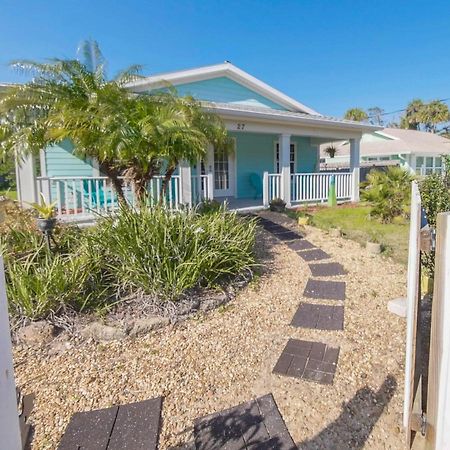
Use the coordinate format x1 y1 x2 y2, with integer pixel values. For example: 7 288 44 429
90 205 256 300
2 205 256 319
419 173 450 277
361 167 413 223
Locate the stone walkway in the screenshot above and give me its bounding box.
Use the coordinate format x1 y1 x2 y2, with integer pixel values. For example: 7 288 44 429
257 215 346 386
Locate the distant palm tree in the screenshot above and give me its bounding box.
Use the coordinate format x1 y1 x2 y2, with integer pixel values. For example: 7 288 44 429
418 100 450 133
400 99 425 130
344 108 368 122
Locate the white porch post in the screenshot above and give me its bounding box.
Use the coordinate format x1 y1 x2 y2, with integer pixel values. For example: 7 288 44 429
279 133 291 206
263 171 269 207
350 137 361 202
0 257 22 450
15 152 37 207
179 160 192 206
206 172 214 201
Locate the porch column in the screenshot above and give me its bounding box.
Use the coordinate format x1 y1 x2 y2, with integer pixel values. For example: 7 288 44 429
15 152 37 207
279 133 291 206
179 160 192 206
349 137 361 202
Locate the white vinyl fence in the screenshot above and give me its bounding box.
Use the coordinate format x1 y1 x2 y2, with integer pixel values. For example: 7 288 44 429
0 257 22 450
404 181 450 449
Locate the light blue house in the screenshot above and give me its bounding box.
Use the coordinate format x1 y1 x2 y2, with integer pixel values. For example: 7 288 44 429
17 62 379 219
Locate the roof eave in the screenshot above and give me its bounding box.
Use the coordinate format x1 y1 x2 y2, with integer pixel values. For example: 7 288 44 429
126 63 320 115
206 105 383 133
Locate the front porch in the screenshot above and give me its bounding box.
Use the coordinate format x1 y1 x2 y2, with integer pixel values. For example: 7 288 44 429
17 129 363 221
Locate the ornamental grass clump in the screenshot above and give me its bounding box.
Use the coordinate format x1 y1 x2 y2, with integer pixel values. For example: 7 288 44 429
90 205 257 300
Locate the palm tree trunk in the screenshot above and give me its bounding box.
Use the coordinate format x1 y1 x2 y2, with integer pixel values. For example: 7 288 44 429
98 162 126 203
160 164 177 203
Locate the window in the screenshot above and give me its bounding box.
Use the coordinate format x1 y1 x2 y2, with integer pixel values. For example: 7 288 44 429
415 155 443 175
275 142 296 173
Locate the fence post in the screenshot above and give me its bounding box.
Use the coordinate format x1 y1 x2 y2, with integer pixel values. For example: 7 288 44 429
263 172 269 207
404 181 422 433
179 161 192 207
0 257 22 450
206 173 214 201
426 212 450 449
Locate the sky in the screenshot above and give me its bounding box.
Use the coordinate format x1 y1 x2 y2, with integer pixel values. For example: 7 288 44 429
2 0 450 120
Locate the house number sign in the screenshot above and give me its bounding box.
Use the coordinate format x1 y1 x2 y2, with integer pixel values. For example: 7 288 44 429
236 123 246 130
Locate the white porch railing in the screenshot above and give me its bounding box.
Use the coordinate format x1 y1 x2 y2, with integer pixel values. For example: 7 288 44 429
264 173 282 203
36 175 181 218
291 172 353 203
191 174 213 203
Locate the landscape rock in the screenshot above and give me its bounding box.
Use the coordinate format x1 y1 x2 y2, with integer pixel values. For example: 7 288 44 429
129 316 170 337
16 321 55 346
80 322 126 342
388 297 407 317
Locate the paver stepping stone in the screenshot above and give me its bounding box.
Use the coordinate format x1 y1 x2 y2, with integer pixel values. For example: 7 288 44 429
274 231 302 241
309 262 346 277
58 397 163 450
194 394 296 450
273 339 339 385
286 239 315 251
291 302 344 330
298 248 331 261
303 279 346 301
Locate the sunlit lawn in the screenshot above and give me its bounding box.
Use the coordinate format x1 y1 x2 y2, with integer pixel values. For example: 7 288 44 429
290 203 410 265
0 190 17 200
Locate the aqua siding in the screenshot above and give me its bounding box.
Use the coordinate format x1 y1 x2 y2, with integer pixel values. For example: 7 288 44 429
292 136 318 173
233 133 318 198
156 77 287 110
45 140 94 177
232 132 276 198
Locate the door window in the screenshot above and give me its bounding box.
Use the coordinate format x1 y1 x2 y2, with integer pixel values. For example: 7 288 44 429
214 147 229 190
275 143 296 173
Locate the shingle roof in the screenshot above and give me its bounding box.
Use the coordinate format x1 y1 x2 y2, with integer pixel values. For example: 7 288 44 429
321 127 450 157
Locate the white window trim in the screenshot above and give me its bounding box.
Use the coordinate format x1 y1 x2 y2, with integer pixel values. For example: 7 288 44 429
415 155 443 175
274 140 297 174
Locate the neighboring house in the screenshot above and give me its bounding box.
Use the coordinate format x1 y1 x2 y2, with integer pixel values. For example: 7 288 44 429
15 62 379 220
321 128 450 175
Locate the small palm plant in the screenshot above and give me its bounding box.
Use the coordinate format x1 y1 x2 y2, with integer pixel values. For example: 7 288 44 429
324 145 338 158
28 193 57 233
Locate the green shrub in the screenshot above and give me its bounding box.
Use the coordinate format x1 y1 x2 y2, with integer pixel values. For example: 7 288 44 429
361 167 413 223
90 205 256 300
419 173 450 277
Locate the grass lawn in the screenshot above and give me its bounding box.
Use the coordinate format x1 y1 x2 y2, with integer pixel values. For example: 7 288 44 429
0 189 17 200
289 204 410 265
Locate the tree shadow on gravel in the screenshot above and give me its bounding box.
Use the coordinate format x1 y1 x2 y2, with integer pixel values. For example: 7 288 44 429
298 375 398 450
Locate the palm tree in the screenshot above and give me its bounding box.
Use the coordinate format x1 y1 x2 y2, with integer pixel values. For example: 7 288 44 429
344 108 368 122
0 40 142 201
418 100 450 133
400 99 424 130
140 94 231 201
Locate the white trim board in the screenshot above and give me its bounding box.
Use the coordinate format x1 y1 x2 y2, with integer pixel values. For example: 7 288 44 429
127 62 320 115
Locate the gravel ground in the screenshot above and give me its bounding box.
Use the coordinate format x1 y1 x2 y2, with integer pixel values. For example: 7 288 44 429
14 212 407 449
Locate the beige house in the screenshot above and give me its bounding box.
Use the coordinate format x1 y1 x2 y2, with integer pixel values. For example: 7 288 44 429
321 127 450 175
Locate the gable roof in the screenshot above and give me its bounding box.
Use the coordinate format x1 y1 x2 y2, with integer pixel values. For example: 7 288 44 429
321 127 450 158
126 62 320 115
